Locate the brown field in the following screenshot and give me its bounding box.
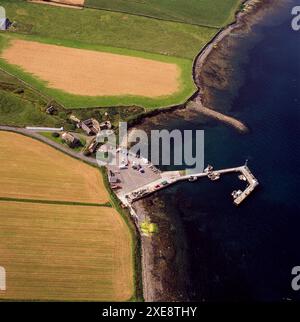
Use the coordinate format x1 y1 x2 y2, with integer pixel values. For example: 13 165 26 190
29 0 85 7
57 0 85 5
2 39 180 97
0 201 133 301
0 131 108 204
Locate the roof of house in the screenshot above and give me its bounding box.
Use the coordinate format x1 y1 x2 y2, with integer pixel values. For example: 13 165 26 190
82 118 100 134
62 132 78 143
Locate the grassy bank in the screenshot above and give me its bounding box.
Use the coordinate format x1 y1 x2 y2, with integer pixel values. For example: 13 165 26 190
0 67 63 126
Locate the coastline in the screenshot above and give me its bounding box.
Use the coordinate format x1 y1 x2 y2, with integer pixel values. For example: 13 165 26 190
194 0 287 113
128 0 276 133
134 194 190 302
136 0 284 302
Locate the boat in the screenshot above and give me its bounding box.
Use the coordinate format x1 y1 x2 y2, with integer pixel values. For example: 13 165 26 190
204 164 213 173
210 174 220 181
231 190 242 199
238 174 247 181
208 172 220 181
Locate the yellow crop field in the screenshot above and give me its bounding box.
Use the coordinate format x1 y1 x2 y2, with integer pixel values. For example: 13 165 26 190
0 131 108 204
2 39 179 97
0 201 133 301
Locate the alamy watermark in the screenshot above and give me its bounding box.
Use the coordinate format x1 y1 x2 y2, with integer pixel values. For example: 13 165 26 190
291 6 300 31
291 266 300 291
96 122 204 172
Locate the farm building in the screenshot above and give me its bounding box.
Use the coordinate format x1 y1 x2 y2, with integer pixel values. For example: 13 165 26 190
99 121 112 131
81 118 100 136
46 105 57 115
62 132 80 148
70 115 81 123
87 138 100 154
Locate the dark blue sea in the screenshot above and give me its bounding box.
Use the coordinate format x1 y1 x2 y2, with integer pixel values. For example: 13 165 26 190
153 1 300 301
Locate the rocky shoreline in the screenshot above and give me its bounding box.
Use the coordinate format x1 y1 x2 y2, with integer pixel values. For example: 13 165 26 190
134 0 285 302
194 0 287 113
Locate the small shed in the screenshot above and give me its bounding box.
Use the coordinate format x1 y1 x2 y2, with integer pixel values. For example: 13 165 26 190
99 121 112 131
46 105 57 115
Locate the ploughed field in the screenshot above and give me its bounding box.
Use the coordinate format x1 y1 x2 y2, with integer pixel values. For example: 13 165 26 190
2 39 180 98
0 131 133 301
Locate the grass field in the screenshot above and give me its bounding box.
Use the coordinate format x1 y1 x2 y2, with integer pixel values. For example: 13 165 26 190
0 201 133 301
3 0 217 60
0 68 62 126
0 88 54 126
0 131 109 203
85 0 241 27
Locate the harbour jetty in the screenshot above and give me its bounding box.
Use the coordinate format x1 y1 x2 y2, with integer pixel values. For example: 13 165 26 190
109 155 259 210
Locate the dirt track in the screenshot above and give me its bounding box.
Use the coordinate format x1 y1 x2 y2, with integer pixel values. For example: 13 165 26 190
2 39 180 97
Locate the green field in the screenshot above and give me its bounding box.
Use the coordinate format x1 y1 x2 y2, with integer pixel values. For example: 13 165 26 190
85 0 241 27
3 0 217 59
0 68 63 126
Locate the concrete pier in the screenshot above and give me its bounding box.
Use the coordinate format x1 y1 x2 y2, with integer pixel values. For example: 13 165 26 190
119 164 259 208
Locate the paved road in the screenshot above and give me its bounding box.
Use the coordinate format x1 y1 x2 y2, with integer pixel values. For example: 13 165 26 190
0 126 98 166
